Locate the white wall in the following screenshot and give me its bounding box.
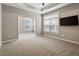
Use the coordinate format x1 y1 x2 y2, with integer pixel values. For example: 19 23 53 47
2 9 18 41
2 4 42 41
43 3 79 43
0 4 2 46
35 15 43 35
59 4 79 42
18 16 25 33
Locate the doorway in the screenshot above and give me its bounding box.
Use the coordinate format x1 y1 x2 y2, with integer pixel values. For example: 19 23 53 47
18 16 36 39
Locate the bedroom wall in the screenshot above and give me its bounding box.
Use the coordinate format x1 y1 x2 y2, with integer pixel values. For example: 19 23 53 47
59 3 79 42
0 4 2 46
2 4 41 41
43 3 79 43
2 7 18 41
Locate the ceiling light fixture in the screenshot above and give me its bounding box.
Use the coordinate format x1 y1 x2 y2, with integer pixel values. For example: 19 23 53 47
42 3 45 6
40 3 45 8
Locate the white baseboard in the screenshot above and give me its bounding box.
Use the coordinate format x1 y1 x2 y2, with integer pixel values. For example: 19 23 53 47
2 39 17 44
43 34 79 45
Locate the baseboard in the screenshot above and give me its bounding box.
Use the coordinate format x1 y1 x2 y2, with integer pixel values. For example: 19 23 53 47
43 34 79 45
2 39 17 44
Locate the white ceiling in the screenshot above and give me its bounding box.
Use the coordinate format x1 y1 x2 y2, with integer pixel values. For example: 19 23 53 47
26 3 42 9
24 3 50 10
3 3 71 14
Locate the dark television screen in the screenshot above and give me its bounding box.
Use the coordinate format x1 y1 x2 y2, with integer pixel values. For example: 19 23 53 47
60 15 78 26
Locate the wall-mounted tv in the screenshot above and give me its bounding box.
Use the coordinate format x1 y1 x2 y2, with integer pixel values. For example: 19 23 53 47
60 15 78 26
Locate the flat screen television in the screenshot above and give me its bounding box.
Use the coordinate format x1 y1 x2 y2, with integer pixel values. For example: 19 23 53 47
60 15 78 26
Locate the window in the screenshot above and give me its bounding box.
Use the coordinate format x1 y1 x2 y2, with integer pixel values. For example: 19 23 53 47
43 14 59 33
24 18 33 32
50 17 59 33
44 18 50 32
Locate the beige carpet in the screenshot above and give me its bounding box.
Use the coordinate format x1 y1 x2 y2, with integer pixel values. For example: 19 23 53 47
0 33 79 56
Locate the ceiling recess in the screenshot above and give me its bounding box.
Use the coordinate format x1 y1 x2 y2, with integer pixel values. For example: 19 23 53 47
3 3 72 14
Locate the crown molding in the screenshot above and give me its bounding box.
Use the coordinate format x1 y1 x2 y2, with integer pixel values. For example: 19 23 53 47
41 3 71 14
3 3 72 14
